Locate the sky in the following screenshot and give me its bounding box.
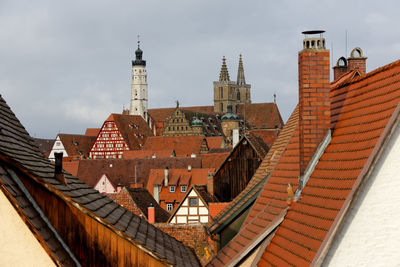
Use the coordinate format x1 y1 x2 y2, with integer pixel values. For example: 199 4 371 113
1 0 400 138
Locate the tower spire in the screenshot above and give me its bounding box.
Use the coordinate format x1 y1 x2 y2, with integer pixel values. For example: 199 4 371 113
219 56 230 82
237 54 246 85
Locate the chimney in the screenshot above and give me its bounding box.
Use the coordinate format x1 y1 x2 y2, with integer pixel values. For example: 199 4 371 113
299 30 331 177
207 171 214 196
148 204 155 224
54 152 67 185
347 47 367 75
164 167 169 187
333 56 348 81
232 129 240 147
117 183 122 193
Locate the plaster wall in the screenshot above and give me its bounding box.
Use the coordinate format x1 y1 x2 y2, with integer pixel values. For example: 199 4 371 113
325 121 400 266
0 190 55 267
94 174 116 194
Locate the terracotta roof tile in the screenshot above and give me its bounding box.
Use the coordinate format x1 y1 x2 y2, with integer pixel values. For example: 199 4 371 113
247 129 279 147
205 136 224 149
259 59 400 265
142 135 208 157
200 152 229 169
84 128 100 136
62 161 80 176
208 202 229 219
123 149 175 159
206 106 299 239
236 103 284 129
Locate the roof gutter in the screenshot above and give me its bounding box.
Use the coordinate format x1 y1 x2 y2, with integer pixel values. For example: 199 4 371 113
312 103 400 266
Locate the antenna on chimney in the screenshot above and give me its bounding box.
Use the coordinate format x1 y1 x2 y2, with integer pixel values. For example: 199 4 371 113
134 165 137 188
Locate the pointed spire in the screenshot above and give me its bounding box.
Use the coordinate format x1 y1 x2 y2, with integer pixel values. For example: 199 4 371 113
219 56 230 82
237 54 246 85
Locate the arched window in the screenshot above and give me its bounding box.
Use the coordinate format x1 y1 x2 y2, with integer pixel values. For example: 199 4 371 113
220 103 224 112
219 87 223 99
237 91 240 100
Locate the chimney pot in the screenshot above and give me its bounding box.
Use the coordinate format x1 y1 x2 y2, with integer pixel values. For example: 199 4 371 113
164 167 169 187
148 204 155 224
54 152 67 185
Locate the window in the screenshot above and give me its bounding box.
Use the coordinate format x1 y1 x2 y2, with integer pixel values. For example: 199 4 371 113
169 186 176 193
166 203 173 212
181 185 187 193
189 197 198 207
219 87 223 98
237 91 240 100
220 103 224 112
56 141 61 146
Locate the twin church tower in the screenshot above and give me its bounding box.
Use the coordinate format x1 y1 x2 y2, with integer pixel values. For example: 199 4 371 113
129 43 251 118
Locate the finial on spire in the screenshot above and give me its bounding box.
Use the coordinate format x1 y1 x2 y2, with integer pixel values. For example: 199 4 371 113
274 92 276 104
237 54 246 85
137 34 140 48
219 56 230 82
176 100 179 108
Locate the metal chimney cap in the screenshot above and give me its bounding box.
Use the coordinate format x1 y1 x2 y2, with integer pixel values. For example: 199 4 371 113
302 30 325 35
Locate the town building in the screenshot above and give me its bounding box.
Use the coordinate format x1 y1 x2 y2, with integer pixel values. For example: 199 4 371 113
169 185 219 224
0 95 200 266
206 31 400 266
89 113 153 159
48 133 96 161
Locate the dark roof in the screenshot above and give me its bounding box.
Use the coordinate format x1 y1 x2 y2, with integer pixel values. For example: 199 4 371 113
180 109 223 136
127 187 170 223
76 157 202 188
244 131 270 159
194 185 219 204
148 106 215 123
57 134 96 158
33 138 54 155
207 106 299 235
0 95 200 266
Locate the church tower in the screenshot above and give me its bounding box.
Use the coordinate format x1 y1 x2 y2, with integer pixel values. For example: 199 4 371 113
236 54 251 104
213 57 237 113
130 40 148 119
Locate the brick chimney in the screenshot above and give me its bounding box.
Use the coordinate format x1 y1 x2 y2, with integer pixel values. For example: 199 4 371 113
347 47 367 75
299 30 331 177
148 204 155 224
333 56 348 81
207 171 214 196
54 152 67 185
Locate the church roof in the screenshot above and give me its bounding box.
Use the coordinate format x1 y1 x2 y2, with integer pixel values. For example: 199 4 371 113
219 56 230 82
237 54 246 85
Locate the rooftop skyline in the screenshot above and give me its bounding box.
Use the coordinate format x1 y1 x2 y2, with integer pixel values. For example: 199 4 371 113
1 0 399 138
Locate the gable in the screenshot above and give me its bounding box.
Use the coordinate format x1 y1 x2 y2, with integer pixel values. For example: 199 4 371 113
94 174 116 194
48 136 68 160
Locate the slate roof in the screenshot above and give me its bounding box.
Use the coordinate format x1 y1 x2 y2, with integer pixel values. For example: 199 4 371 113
57 134 96 158
142 135 209 157
208 59 400 266
207 106 299 235
0 95 200 266
179 109 223 136
75 157 202 188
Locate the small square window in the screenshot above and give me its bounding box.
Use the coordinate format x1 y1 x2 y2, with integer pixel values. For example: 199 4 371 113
169 186 175 193
181 185 187 193
189 198 198 207
166 203 173 212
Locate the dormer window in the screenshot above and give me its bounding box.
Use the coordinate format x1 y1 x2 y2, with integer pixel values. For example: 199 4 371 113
169 186 176 193
166 203 173 212
181 185 187 193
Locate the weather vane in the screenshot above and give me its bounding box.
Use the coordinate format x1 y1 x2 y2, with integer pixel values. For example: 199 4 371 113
137 34 140 47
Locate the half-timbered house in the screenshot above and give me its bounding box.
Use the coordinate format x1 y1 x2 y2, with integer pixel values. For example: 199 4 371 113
48 134 96 161
168 185 218 224
89 113 154 159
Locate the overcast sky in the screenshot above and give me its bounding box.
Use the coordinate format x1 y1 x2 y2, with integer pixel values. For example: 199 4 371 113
1 0 400 138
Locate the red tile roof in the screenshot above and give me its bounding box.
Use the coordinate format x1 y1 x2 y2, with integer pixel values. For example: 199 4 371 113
57 134 96 159
200 152 229 169
208 202 229 219
258 59 400 266
209 59 400 266
84 128 100 136
247 129 279 147
205 136 224 149
236 102 284 129
62 160 80 176
142 135 208 157
75 157 202 189
123 149 175 159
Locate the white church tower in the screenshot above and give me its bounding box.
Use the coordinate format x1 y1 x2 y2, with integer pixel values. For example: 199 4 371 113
129 40 148 119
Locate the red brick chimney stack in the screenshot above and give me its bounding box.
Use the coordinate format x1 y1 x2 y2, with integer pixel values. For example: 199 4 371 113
299 30 331 177
347 47 367 75
333 56 348 80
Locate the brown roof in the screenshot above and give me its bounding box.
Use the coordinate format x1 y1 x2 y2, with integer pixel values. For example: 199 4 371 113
207 106 299 235
148 106 215 123
0 95 200 266
206 136 224 149
194 185 219 204
125 187 170 223
63 160 80 176
244 131 270 159
123 149 175 159
142 135 209 157
200 152 229 169
84 128 100 136
76 157 202 189
236 102 284 129
57 134 96 158
247 128 279 147
105 113 154 150
33 138 54 156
